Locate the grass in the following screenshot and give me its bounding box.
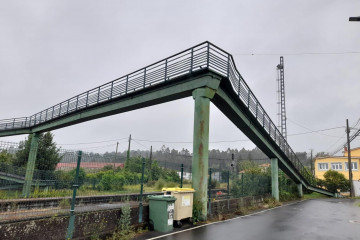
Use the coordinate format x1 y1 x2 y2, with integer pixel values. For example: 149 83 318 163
0 182 193 200
303 192 329 200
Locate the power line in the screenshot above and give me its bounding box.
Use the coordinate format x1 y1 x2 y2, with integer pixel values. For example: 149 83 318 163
287 118 343 138
57 137 128 146
288 126 345 137
234 51 360 56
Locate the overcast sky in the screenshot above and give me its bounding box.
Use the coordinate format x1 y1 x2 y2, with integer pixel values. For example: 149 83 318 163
0 0 359 156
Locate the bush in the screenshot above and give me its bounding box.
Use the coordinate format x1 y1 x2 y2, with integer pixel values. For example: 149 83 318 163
99 172 125 191
323 170 349 192
154 178 166 190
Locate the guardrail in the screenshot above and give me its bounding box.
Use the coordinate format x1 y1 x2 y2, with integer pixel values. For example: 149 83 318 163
0 41 315 185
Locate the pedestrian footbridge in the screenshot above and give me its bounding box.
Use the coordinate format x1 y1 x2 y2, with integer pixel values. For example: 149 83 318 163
0 42 335 218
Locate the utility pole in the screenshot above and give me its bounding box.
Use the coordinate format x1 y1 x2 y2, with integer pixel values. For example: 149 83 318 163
127 134 132 162
310 149 313 175
346 119 354 197
149 146 153 182
114 141 119 168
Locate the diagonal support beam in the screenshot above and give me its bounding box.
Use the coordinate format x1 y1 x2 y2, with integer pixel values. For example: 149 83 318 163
22 132 40 198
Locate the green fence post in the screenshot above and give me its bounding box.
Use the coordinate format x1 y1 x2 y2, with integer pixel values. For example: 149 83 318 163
208 168 212 215
227 170 230 210
241 173 244 196
180 164 184 188
139 157 145 223
22 132 40 198
66 151 82 239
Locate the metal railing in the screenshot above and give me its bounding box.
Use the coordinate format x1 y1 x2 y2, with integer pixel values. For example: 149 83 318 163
0 42 315 185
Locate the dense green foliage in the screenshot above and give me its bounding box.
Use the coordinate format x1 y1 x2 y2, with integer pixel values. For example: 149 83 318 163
50 156 181 192
0 150 13 164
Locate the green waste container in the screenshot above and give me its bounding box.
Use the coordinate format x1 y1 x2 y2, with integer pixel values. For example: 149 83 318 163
148 195 177 232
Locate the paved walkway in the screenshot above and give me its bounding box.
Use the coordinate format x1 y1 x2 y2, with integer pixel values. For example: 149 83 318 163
140 198 360 240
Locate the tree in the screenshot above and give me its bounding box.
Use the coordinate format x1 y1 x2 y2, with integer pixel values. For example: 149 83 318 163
0 150 13 164
14 132 62 171
322 170 349 192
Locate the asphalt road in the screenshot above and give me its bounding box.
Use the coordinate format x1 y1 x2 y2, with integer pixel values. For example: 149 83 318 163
149 198 360 240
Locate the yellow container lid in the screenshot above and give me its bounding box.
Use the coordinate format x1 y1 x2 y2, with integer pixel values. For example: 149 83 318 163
162 187 195 192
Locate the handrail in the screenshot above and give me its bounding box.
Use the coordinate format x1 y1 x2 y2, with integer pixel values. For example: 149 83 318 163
0 42 315 185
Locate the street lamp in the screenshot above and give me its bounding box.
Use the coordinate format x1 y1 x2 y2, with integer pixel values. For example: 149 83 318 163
349 16 360 21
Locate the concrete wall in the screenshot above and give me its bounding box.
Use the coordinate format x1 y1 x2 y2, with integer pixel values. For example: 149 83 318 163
0 204 148 240
0 194 268 240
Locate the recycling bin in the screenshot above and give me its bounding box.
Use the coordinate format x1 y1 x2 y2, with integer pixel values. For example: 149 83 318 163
148 195 177 232
162 188 195 226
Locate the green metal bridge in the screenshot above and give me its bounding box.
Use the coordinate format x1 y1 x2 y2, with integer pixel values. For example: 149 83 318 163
0 42 335 219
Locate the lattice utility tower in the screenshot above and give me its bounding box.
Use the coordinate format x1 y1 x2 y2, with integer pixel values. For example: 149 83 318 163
277 56 287 140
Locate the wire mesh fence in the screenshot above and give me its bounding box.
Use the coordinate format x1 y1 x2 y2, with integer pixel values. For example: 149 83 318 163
0 137 298 234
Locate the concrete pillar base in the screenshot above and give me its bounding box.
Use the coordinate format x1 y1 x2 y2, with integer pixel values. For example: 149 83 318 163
271 158 279 201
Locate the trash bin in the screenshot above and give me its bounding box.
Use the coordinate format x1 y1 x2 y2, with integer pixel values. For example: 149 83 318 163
148 195 177 232
162 188 195 227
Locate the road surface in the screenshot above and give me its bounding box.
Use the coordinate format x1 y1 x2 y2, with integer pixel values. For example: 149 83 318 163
148 198 360 240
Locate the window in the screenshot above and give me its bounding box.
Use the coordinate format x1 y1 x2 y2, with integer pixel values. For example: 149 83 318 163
331 162 342 170
345 162 358 170
318 163 328 171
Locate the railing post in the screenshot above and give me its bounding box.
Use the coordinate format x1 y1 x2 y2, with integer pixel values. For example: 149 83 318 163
143 68 146 88
97 87 100 103
85 92 89 107
139 157 145 223
51 106 54 119
110 81 114 99
261 112 265 127
190 48 194 73
59 103 62 117
164 59 168 81
255 103 258 120
66 99 70 114
12 118 15 128
227 55 230 78
66 151 82 239
206 43 210 68
125 75 129 94
75 96 79 110
247 92 251 108
45 109 48 121
34 113 37 125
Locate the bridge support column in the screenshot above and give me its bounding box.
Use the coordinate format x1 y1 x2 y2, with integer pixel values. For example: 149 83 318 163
297 183 303 198
271 158 279 201
192 87 215 221
22 132 40 198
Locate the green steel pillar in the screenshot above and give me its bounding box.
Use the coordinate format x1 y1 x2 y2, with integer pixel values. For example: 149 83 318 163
192 87 215 221
22 132 40 198
297 183 303 198
271 158 279 201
